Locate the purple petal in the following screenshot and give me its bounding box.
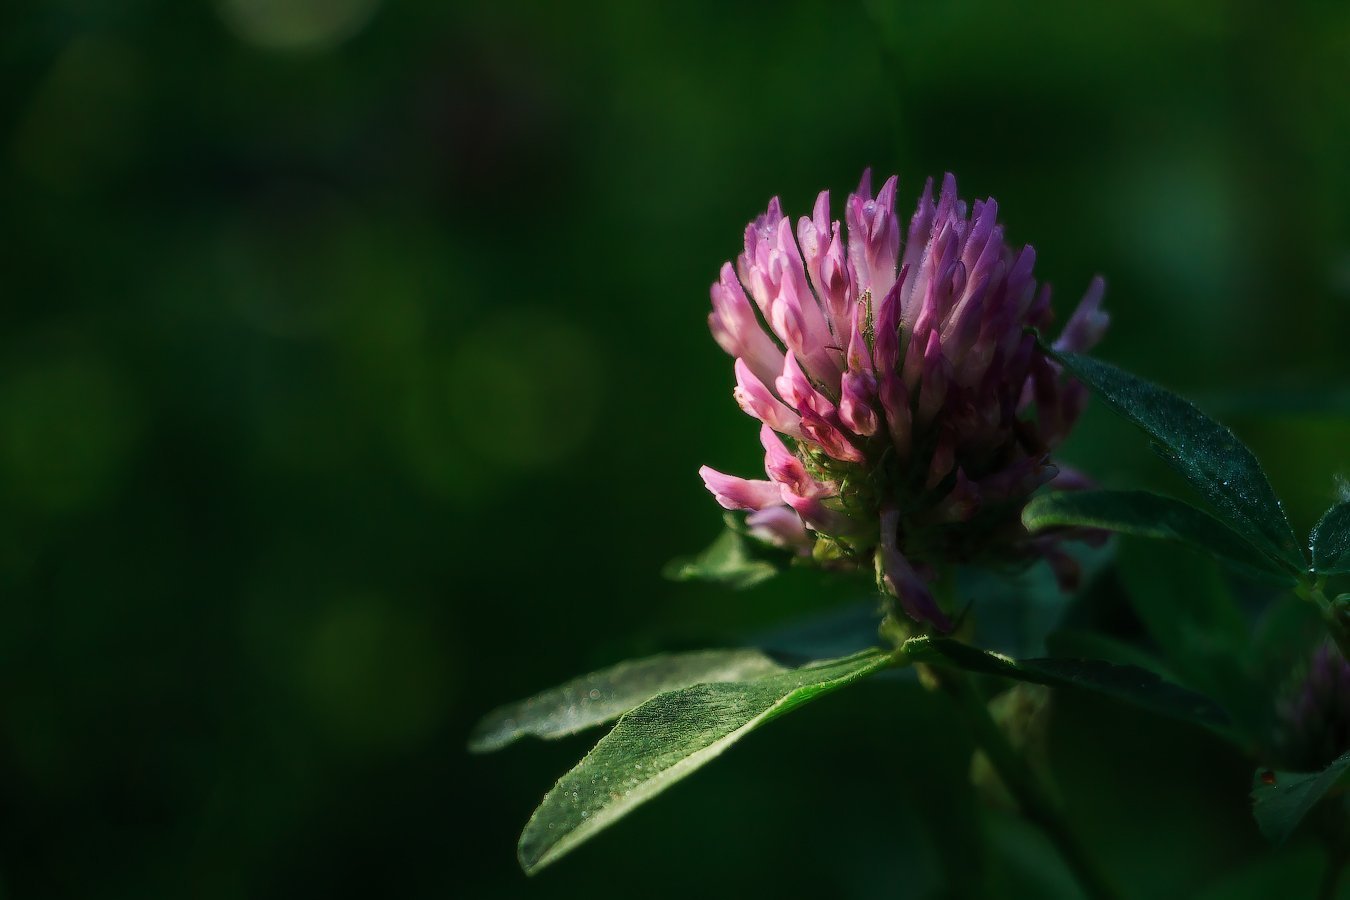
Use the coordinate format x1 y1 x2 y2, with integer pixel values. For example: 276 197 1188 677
839 370 879 437
878 507 952 630
1053 276 1109 354
916 330 949 425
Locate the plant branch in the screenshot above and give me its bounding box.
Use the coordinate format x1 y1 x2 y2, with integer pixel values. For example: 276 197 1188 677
1318 850 1345 900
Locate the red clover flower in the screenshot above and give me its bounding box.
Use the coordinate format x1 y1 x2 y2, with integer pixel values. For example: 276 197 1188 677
701 171 1109 631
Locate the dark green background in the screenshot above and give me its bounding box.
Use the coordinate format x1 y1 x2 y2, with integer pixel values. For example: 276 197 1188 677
2 1 1348 897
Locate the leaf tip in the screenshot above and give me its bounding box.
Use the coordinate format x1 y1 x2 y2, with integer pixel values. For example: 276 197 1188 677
466 711 514 754
517 823 558 877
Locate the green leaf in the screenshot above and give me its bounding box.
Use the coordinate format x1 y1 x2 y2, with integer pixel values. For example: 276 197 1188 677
961 539 1116 659
663 527 780 589
1117 541 1271 744
516 648 893 874
468 649 788 753
1191 843 1324 900
1047 349 1304 574
1022 489 1295 584
1311 501 1350 576
905 636 1232 735
1250 750 1350 843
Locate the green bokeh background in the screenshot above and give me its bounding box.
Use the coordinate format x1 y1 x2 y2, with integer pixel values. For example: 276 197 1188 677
2 1 1349 897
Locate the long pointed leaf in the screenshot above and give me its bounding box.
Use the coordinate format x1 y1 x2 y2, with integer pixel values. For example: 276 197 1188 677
1048 349 1304 573
1311 501 1350 576
469 649 787 753
905 636 1231 735
517 648 892 873
1022 489 1295 585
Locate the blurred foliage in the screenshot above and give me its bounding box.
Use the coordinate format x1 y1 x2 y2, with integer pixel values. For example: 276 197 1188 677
1 0 1349 897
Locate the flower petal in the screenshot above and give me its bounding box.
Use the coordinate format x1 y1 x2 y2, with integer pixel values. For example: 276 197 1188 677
733 359 803 439
745 506 812 554
1054 276 1109 354
878 507 952 630
699 466 782 511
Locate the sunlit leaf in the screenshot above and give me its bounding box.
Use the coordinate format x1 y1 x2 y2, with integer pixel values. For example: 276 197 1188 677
1048 349 1304 574
468 649 788 753
517 648 893 874
1250 750 1350 843
663 527 781 589
1310 501 1350 576
905 636 1231 735
1022 489 1294 584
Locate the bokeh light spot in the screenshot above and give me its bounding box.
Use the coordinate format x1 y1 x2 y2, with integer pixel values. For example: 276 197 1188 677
446 309 603 471
297 595 451 750
11 37 146 192
217 0 382 53
215 181 365 338
0 353 139 514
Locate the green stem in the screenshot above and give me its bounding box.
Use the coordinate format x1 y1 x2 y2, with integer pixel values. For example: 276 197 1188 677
925 664 1125 900
1318 852 1344 900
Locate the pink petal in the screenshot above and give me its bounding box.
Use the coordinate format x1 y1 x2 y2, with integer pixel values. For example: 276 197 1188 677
759 424 820 497
800 407 866 463
710 262 784 389
745 506 812 555
775 352 837 419
699 466 782 511
733 359 803 439
782 488 867 538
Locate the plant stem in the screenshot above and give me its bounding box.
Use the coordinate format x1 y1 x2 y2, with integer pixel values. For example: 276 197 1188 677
1319 852 1344 900
925 663 1125 900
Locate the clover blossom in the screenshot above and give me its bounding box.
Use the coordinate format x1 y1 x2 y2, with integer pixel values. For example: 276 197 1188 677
701 170 1109 631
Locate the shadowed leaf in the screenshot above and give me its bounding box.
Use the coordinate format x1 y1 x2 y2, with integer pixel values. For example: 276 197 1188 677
1048 349 1303 574
1311 501 1350 576
906 636 1231 736
1023 489 1294 584
1250 750 1350 843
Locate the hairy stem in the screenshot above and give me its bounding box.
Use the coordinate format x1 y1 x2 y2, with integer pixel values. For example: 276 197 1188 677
924 663 1125 900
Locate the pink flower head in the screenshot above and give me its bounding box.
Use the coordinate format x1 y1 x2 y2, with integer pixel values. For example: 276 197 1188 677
701 170 1108 631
